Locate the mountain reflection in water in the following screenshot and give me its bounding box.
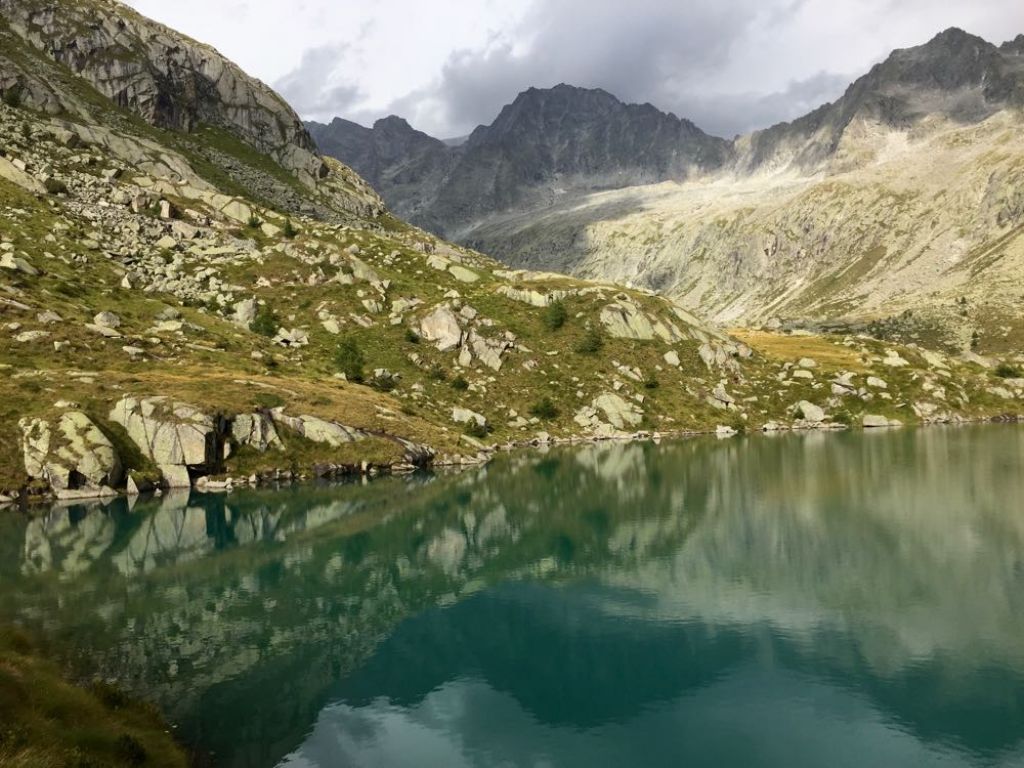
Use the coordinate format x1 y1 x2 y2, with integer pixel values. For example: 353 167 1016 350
1 426 1022 768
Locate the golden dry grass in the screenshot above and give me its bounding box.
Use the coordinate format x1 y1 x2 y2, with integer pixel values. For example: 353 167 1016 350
731 329 868 372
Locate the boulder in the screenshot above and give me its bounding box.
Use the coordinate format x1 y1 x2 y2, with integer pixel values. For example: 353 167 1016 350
0 252 40 276
448 265 480 283
109 396 222 481
274 328 309 348
593 393 643 430
797 401 826 423
231 298 258 328
600 301 656 340
468 331 509 372
231 412 284 451
452 408 487 428
420 306 463 352
273 412 364 447
19 411 123 494
863 415 902 428
93 311 121 329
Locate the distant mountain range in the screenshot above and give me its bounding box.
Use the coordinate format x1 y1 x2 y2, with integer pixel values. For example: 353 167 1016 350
309 28 1024 339
307 84 730 236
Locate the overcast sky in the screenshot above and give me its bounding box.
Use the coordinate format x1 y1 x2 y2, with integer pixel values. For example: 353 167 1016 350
124 0 1024 139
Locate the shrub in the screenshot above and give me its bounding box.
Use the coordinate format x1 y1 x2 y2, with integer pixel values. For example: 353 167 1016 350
253 392 286 410
451 375 470 391
370 372 398 392
832 410 853 426
2 86 23 109
463 420 489 439
283 219 299 239
575 326 604 354
335 337 365 383
43 177 68 195
246 213 262 229
543 300 567 331
249 305 279 338
529 397 559 420
644 376 660 390
428 365 448 382
404 327 420 344
995 363 1022 379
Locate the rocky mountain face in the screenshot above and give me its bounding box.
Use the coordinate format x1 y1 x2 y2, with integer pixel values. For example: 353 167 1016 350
312 29 1024 346
308 84 731 235
308 116 455 222
735 28 1024 173
0 0 326 185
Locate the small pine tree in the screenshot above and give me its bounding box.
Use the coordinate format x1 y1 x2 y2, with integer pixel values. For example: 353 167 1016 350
575 326 604 354
543 300 567 331
995 363 1021 379
451 375 470 391
283 219 299 239
249 305 279 338
2 86 23 109
529 397 559 420
335 337 365 382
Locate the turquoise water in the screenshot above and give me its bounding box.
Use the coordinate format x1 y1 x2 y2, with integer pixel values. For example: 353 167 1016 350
1 426 1023 767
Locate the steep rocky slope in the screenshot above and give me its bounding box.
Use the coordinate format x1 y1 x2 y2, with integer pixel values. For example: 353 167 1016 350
468 109 1024 347
0 4 1019 507
308 84 731 236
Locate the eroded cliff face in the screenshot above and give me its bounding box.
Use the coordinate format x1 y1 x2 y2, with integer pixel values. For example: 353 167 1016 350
0 0 326 185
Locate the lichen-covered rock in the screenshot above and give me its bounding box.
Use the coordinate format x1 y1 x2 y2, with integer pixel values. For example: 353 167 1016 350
109 396 222 481
452 408 487 428
231 413 284 452
796 401 826 424
592 393 644 430
272 412 364 447
420 305 463 351
19 411 122 494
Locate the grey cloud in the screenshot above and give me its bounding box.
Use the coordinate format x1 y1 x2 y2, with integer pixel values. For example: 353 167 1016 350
406 0 772 137
275 43 365 118
280 0 1024 139
680 72 854 138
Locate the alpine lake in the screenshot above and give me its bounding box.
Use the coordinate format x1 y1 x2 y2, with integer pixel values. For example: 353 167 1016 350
1 425 1023 767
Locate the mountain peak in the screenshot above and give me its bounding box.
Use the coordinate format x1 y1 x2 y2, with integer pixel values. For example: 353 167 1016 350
373 115 415 131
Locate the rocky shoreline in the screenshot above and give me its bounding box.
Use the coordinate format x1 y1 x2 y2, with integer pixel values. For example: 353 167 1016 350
6 408 1021 512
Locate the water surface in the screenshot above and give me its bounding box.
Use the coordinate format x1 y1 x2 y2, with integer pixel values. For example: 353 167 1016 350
1 426 1023 767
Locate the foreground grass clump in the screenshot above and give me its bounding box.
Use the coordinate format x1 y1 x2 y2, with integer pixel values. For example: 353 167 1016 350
0 627 188 768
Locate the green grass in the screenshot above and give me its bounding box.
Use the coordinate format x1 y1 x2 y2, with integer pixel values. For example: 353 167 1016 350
0 627 188 768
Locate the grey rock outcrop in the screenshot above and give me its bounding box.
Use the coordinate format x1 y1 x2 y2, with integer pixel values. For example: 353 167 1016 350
0 0 325 183
20 411 122 496
109 396 223 484
419 305 464 352
272 412 365 447
231 413 284 452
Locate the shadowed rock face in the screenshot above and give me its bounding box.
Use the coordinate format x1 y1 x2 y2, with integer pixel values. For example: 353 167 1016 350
309 84 732 235
0 0 326 184
308 116 455 221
